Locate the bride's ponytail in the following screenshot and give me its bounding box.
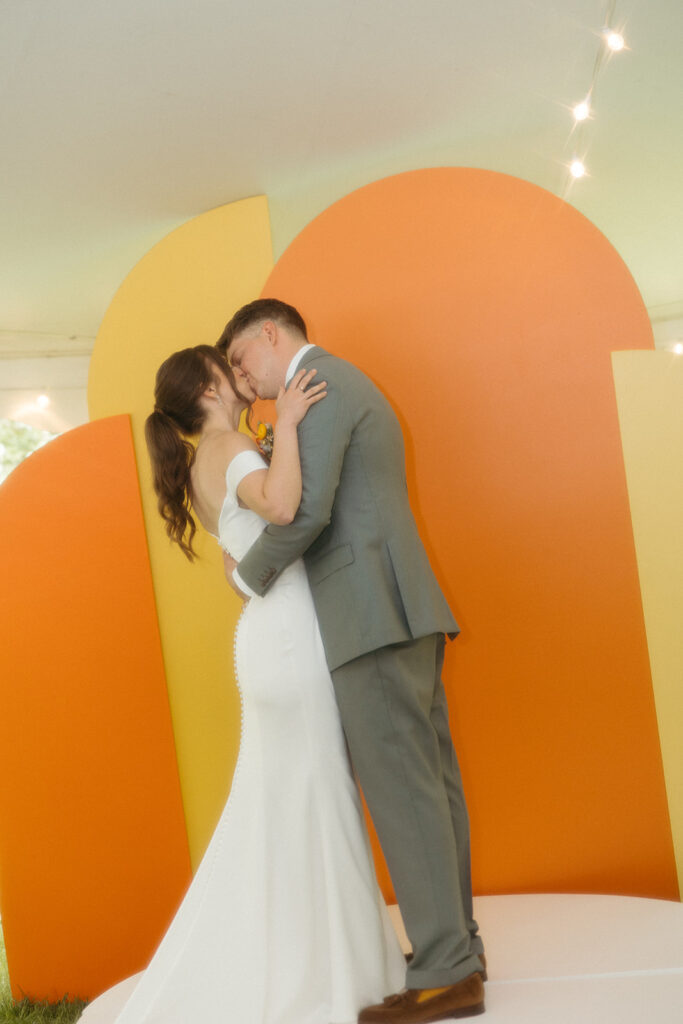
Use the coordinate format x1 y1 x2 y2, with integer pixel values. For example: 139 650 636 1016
145 406 198 560
144 345 240 560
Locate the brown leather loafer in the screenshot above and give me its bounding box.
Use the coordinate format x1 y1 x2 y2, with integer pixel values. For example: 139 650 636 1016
404 952 488 982
358 971 485 1022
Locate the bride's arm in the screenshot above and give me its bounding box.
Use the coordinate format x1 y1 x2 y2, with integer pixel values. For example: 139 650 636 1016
237 369 326 525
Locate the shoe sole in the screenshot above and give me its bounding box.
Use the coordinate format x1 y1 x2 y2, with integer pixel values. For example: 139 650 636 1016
359 1007 484 1024
428 1004 485 1021
407 1003 486 1022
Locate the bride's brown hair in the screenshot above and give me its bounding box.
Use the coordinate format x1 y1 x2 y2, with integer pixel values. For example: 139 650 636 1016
145 345 243 561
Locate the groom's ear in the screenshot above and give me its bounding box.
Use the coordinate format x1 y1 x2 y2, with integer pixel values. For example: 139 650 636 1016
261 320 278 346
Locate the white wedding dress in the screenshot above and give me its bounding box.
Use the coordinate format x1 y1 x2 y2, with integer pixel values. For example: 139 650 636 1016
79 449 405 1024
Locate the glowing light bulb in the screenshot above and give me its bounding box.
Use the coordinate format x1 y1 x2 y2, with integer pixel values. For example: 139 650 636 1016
570 160 586 178
573 101 590 122
36 394 50 408
674 342 683 355
605 31 625 51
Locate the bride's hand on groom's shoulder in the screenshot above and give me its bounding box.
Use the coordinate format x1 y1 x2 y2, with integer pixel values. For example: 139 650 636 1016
276 368 327 428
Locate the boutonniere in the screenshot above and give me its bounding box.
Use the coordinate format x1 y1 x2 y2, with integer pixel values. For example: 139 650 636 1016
255 422 274 460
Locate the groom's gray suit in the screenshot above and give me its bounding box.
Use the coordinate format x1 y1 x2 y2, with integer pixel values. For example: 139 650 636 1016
236 345 484 987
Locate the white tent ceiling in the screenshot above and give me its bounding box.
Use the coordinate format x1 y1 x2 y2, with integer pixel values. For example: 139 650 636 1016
1 0 682 359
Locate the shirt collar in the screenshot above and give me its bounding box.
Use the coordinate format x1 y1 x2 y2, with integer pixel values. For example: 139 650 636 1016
285 344 316 385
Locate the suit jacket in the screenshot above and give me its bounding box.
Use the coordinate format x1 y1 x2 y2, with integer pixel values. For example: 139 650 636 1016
237 346 459 670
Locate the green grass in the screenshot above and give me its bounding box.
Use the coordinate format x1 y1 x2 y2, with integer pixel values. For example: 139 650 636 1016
0 925 87 1024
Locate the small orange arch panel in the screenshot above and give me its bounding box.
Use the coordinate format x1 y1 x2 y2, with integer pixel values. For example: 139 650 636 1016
261 168 678 900
0 416 191 1000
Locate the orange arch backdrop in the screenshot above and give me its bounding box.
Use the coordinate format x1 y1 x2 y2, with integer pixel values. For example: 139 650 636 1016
0 417 191 1000
259 168 678 899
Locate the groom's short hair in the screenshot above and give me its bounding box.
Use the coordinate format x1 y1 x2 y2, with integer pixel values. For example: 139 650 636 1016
216 298 308 357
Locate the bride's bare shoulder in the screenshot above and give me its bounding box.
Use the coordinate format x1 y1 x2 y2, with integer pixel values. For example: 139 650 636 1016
191 431 259 494
198 429 259 465
190 430 262 526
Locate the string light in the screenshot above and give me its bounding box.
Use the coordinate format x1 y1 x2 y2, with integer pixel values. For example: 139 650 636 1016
674 343 683 356
605 30 625 51
36 394 50 408
561 2 627 193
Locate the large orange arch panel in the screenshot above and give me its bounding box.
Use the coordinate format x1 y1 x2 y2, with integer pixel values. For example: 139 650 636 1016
0 416 191 1000
260 168 678 900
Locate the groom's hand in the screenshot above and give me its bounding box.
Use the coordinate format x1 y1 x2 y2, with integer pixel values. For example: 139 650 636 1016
223 551 250 601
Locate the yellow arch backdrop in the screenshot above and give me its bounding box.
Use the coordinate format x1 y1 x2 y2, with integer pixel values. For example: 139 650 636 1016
88 197 273 867
613 351 683 892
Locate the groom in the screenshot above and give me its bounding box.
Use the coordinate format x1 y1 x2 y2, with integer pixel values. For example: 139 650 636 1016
217 299 486 1022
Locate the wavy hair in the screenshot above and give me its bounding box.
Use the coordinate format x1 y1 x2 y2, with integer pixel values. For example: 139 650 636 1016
144 345 239 560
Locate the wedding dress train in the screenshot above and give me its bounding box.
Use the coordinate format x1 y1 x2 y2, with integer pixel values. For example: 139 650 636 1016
79 449 405 1024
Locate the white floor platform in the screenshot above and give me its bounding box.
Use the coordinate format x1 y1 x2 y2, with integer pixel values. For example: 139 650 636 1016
390 893 683 1023
79 893 683 1022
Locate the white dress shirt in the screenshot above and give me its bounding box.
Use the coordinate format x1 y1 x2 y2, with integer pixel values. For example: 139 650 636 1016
285 343 315 384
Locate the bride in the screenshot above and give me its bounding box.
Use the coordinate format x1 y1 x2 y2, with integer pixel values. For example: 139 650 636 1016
78 344 405 1024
